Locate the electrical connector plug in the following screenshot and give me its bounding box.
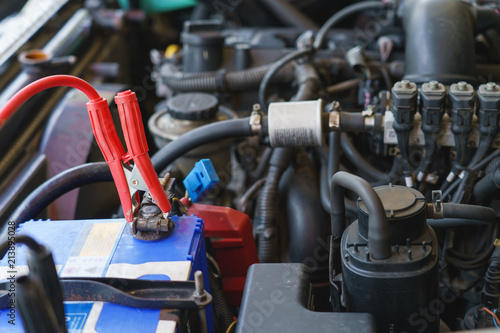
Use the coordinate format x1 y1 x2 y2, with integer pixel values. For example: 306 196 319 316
183 159 219 203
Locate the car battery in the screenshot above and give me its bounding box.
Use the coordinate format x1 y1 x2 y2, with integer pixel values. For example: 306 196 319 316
0 215 212 333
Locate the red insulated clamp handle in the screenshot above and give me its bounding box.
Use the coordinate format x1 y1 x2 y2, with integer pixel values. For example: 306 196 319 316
115 90 171 214
86 98 126 163
114 90 149 157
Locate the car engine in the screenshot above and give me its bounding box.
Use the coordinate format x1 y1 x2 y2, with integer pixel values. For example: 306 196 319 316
1 0 500 332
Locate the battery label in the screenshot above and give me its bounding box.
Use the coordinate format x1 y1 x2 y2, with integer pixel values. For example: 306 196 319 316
61 222 125 278
65 302 94 333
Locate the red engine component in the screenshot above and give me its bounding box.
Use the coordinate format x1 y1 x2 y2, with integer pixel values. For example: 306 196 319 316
185 203 258 306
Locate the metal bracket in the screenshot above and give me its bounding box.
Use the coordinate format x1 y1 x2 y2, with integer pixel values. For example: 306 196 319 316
0 277 212 310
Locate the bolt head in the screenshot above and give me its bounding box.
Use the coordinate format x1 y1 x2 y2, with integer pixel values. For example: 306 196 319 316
457 81 467 91
400 80 410 88
132 179 139 186
486 82 497 91
429 80 438 90
159 218 171 232
141 204 162 217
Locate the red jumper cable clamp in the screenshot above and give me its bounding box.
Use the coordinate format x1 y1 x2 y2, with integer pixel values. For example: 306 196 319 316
86 90 171 222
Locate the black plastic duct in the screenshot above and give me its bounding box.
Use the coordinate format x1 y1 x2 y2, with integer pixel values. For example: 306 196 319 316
403 0 476 84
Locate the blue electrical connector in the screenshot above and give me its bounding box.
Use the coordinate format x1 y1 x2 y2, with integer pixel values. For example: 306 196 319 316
183 159 220 203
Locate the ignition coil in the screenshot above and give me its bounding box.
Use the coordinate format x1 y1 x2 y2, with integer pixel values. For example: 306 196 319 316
474 82 500 164
391 80 418 187
445 81 475 187
417 80 446 183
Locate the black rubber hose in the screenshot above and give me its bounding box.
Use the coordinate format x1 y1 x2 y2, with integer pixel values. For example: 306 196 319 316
151 117 254 173
293 83 315 102
473 169 500 203
319 164 357 215
258 49 312 112
255 148 293 263
468 139 493 169
237 178 266 214
326 77 363 94
291 63 320 101
328 132 340 184
340 133 387 181
475 149 500 170
162 62 294 93
442 177 462 201
218 105 237 119
486 156 500 175
320 131 358 214
452 139 496 203
444 149 500 200
330 171 391 259
340 113 365 131
428 218 494 228
284 154 330 276
455 110 500 201
207 265 233 332
250 147 273 180
432 203 498 223
6 162 112 227
257 0 318 29
313 1 388 50
418 133 439 181
338 112 384 132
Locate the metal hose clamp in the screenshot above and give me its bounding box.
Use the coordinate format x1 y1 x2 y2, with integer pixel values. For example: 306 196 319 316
250 104 263 135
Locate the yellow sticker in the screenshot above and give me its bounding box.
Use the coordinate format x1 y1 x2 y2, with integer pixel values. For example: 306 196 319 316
79 222 123 257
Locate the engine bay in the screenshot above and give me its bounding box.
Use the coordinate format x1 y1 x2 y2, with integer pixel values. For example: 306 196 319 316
1 0 500 332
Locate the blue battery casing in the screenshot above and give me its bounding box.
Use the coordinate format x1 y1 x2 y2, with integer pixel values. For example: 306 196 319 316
0 215 212 333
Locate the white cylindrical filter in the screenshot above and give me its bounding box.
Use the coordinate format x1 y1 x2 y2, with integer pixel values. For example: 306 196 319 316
268 99 323 147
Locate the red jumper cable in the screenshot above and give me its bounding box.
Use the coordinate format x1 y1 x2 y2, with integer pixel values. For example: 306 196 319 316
0 75 171 222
